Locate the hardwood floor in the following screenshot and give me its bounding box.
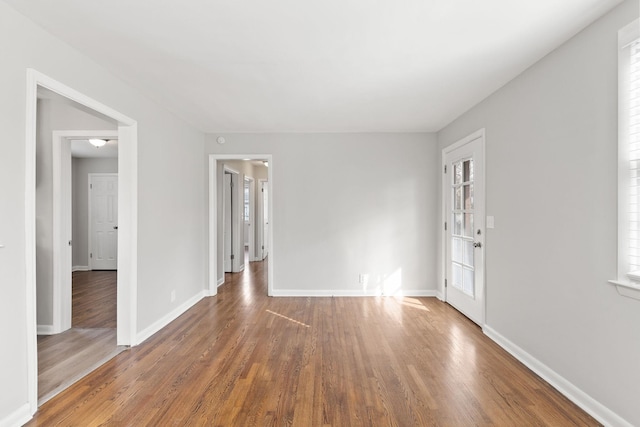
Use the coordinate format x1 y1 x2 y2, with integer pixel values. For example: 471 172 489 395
72 270 117 328
28 261 599 426
37 270 122 404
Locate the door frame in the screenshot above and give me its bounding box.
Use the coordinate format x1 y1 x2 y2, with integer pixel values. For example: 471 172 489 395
258 178 269 260
88 173 119 271
25 69 138 413
222 165 241 273
441 128 486 325
208 154 273 296
51 130 118 335
245 176 256 262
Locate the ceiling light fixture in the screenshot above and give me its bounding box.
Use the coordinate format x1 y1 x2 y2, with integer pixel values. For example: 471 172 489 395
89 138 106 148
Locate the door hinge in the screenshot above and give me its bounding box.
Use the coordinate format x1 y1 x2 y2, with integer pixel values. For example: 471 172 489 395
444 165 447 173
445 279 447 287
90 252 93 258
262 245 264 250
231 254 234 260
444 222 447 231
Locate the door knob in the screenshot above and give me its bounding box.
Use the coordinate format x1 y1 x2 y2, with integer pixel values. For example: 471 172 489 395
473 242 482 248
113 226 118 230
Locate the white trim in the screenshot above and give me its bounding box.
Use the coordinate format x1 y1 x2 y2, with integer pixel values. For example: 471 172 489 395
608 280 640 300
36 324 56 335
614 19 640 296
270 289 438 297
135 290 206 345
0 403 31 427
72 265 90 272
25 69 138 417
217 277 225 287
209 155 274 296
441 128 487 326
483 325 633 427
52 131 118 335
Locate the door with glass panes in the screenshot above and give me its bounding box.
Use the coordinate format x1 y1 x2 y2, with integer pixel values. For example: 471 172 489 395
444 133 485 325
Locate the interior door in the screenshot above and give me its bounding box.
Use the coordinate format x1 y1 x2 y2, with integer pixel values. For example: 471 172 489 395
223 172 232 272
89 174 118 270
444 134 485 325
262 181 269 259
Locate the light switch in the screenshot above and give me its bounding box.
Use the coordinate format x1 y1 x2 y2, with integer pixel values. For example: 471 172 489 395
486 216 495 229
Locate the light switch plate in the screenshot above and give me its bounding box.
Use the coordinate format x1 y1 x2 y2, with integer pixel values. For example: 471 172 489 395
486 216 495 229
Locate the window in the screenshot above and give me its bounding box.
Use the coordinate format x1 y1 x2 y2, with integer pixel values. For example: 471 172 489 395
611 19 640 300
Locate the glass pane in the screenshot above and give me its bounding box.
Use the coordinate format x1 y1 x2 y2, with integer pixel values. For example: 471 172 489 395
463 184 473 210
454 162 462 185
463 160 472 182
454 186 462 210
452 238 462 263
463 267 474 296
453 213 462 236
452 263 462 290
463 213 473 237
463 240 474 266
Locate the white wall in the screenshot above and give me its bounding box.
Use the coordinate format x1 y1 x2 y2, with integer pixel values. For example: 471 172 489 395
72 157 119 268
437 1 639 425
35 98 116 327
0 1 205 423
207 133 439 296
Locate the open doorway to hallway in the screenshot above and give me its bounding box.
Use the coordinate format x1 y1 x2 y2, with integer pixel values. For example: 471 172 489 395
210 156 273 296
33 88 127 404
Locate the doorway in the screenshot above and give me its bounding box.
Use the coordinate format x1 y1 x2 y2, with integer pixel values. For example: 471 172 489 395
442 129 486 326
25 70 138 412
208 155 273 296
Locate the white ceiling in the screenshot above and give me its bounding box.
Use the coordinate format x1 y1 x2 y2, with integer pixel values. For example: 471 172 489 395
6 0 623 132
71 139 118 159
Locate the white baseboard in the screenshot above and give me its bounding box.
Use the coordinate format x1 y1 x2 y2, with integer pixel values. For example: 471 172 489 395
435 291 444 301
217 277 224 287
270 289 438 297
37 324 56 335
0 402 32 427
483 325 632 427
135 291 205 345
72 265 89 272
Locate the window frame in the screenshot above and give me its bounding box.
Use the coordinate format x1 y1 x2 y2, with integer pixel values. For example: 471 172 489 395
610 18 640 300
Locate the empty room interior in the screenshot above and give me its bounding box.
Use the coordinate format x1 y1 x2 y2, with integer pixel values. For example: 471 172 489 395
1 0 639 426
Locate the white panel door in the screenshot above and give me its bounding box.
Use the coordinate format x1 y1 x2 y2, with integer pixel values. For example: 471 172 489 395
89 174 118 270
444 134 485 325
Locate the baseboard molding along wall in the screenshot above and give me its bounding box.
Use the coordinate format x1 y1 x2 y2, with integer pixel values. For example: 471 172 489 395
217 277 224 287
72 265 89 272
135 291 206 345
37 324 56 335
483 325 632 427
0 403 31 427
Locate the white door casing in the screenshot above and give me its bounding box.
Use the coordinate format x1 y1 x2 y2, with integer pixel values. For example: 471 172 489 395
26 70 138 415
259 179 269 260
223 172 232 272
443 130 485 325
208 155 273 296
89 173 118 270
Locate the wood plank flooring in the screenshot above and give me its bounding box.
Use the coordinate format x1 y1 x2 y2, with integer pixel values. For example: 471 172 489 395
28 261 599 426
37 270 122 404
